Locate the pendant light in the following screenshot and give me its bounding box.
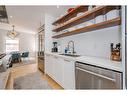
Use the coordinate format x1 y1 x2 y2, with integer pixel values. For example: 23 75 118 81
7 25 19 39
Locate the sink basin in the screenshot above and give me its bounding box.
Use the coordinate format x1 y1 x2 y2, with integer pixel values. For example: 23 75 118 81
59 53 81 57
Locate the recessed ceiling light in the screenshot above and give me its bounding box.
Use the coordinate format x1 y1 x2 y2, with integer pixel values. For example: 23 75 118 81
10 16 13 18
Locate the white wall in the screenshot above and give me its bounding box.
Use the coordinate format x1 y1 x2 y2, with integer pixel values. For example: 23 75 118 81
0 29 36 59
19 33 36 58
44 13 55 53
58 26 121 59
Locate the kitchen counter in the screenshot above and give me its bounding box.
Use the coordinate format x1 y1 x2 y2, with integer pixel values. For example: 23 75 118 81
45 52 122 72
45 52 76 61
76 56 122 72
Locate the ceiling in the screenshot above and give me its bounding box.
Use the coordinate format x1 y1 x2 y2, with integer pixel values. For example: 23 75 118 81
5 6 73 34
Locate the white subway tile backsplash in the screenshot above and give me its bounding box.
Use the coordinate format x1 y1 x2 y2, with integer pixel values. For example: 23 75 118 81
58 26 121 59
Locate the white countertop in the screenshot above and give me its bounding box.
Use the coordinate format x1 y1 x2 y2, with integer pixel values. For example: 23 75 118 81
45 52 76 61
76 56 122 72
45 52 122 72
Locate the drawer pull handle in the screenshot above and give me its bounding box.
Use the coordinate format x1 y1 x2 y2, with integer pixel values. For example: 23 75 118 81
76 67 115 82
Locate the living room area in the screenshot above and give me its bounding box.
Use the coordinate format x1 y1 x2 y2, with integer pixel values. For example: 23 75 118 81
0 5 40 89
0 26 38 89
0 5 67 89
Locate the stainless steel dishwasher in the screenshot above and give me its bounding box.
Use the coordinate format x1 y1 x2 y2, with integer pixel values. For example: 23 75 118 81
75 62 122 89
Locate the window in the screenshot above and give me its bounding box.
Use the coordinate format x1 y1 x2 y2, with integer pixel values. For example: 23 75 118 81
6 38 19 53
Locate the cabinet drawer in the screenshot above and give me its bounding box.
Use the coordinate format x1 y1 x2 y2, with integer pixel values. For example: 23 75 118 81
76 62 122 89
76 62 122 80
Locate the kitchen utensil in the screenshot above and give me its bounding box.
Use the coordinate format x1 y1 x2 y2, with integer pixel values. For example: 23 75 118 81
110 43 121 61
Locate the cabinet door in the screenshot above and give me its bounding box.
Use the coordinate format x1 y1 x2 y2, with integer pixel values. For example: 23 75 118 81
56 57 63 86
45 54 53 77
52 56 63 86
63 59 75 89
48 55 54 78
51 56 58 82
44 54 49 74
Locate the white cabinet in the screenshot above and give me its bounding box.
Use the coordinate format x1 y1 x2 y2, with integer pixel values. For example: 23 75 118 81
45 54 63 86
45 54 49 74
45 54 53 77
52 56 63 86
63 59 75 89
45 53 75 89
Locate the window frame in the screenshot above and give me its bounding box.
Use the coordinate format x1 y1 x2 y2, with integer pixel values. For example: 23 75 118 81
5 37 20 53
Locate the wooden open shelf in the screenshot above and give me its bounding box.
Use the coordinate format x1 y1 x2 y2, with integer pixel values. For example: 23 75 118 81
52 6 88 25
52 6 120 32
52 17 121 38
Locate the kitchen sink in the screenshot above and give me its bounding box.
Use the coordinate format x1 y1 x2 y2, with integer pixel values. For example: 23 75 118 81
59 53 81 57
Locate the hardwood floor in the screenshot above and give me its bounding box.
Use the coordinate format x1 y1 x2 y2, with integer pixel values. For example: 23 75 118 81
6 62 63 89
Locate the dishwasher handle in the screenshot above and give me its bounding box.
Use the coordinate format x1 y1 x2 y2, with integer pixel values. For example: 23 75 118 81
76 67 116 82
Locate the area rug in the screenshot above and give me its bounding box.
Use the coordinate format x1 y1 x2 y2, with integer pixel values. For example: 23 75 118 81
13 71 52 89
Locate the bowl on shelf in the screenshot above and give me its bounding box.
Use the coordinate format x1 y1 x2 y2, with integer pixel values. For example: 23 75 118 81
88 5 95 11
95 15 105 24
77 12 84 17
106 9 120 20
62 29 69 33
85 19 95 26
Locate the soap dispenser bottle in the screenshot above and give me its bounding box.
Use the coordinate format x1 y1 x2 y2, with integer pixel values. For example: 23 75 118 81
64 47 68 53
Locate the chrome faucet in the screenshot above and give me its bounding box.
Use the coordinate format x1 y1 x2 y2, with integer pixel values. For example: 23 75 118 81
67 40 76 54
